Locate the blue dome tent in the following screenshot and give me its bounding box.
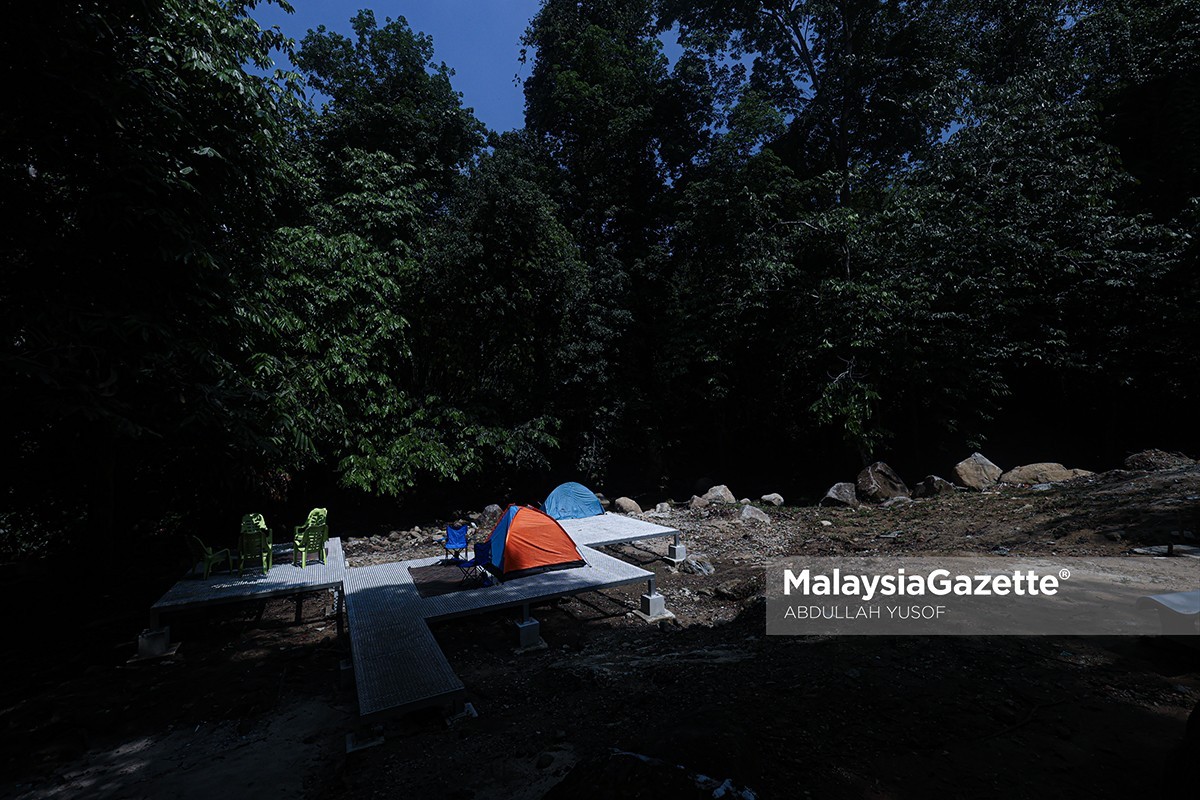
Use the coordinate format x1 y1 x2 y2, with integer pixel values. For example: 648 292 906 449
543 481 604 521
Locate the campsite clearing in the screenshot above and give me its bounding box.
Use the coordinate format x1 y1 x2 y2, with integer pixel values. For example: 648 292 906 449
3 465 1198 799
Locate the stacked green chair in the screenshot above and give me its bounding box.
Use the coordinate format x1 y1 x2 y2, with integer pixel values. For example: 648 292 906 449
238 513 273 576
187 536 231 579
293 507 329 568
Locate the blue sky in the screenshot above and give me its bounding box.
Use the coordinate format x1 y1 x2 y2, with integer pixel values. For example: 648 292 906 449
251 0 544 132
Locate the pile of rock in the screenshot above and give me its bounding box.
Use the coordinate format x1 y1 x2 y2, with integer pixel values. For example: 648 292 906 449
820 452 1095 507
664 484 782 524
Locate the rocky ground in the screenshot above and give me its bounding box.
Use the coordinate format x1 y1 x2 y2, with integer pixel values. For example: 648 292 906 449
3 463 1198 799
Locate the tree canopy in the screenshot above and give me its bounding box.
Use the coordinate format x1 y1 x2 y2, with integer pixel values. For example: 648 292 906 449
2 0 1196 551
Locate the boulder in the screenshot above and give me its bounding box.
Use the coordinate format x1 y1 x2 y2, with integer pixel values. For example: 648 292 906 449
855 462 910 503
613 496 642 514
820 482 860 508
912 475 956 498
740 505 771 524
688 495 709 509
654 502 671 513
594 493 611 510
953 453 1002 490
761 493 785 506
1123 449 1195 471
739 498 751 505
482 503 503 520
680 557 715 576
702 484 736 504
1000 463 1093 485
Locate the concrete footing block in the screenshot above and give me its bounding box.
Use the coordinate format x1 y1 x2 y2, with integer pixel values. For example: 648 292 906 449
641 592 665 617
633 593 675 623
515 617 543 650
666 542 687 564
138 626 170 657
446 702 478 727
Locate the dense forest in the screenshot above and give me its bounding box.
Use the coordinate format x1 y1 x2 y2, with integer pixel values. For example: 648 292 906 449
3 0 1197 551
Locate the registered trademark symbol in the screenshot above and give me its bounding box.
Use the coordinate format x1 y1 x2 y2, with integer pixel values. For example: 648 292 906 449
1059 568 1070 580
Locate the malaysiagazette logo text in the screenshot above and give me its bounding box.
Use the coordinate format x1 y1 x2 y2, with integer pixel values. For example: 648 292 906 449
783 567 1062 602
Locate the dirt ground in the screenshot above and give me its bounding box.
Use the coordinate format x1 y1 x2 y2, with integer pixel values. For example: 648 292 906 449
3 465 1198 799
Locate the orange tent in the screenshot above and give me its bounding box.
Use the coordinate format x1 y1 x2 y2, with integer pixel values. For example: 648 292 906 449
476 505 586 580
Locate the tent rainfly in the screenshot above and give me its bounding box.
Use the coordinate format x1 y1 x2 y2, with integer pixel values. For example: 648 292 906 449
476 505 586 580
543 481 604 521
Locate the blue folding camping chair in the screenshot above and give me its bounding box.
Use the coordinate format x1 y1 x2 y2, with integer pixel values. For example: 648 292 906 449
457 539 493 586
438 524 470 563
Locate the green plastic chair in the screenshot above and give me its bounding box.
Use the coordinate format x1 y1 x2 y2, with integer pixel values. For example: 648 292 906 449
238 513 273 576
186 535 231 579
294 507 328 568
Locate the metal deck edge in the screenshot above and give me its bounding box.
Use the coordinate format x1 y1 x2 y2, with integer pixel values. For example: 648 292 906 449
151 538 346 613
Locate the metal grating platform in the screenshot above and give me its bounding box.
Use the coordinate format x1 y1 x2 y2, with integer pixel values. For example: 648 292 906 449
423 546 652 621
342 561 465 717
148 514 679 721
343 545 655 719
559 512 679 548
151 538 345 619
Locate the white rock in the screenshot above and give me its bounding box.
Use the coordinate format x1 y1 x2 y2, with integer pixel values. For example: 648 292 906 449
761 493 784 506
702 484 736 504
953 453 1002 491
740 505 771 524
820 482 859 508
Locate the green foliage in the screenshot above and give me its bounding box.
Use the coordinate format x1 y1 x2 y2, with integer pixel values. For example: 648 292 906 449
4 0 1196 552
640 0 1193 467
259 15 575 496
520 0 715 477
294 9 485 207
1 1 303 545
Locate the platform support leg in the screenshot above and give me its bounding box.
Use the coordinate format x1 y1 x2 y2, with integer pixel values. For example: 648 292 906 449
294 594 303 623
635 576 674 623
666 533 687 565
334 588 345 637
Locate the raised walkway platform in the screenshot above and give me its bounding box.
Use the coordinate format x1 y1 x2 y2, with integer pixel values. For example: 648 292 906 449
344 545 655 718
559 512 678 548
148 513 681 721
151 538 345 626
345 513 679 720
